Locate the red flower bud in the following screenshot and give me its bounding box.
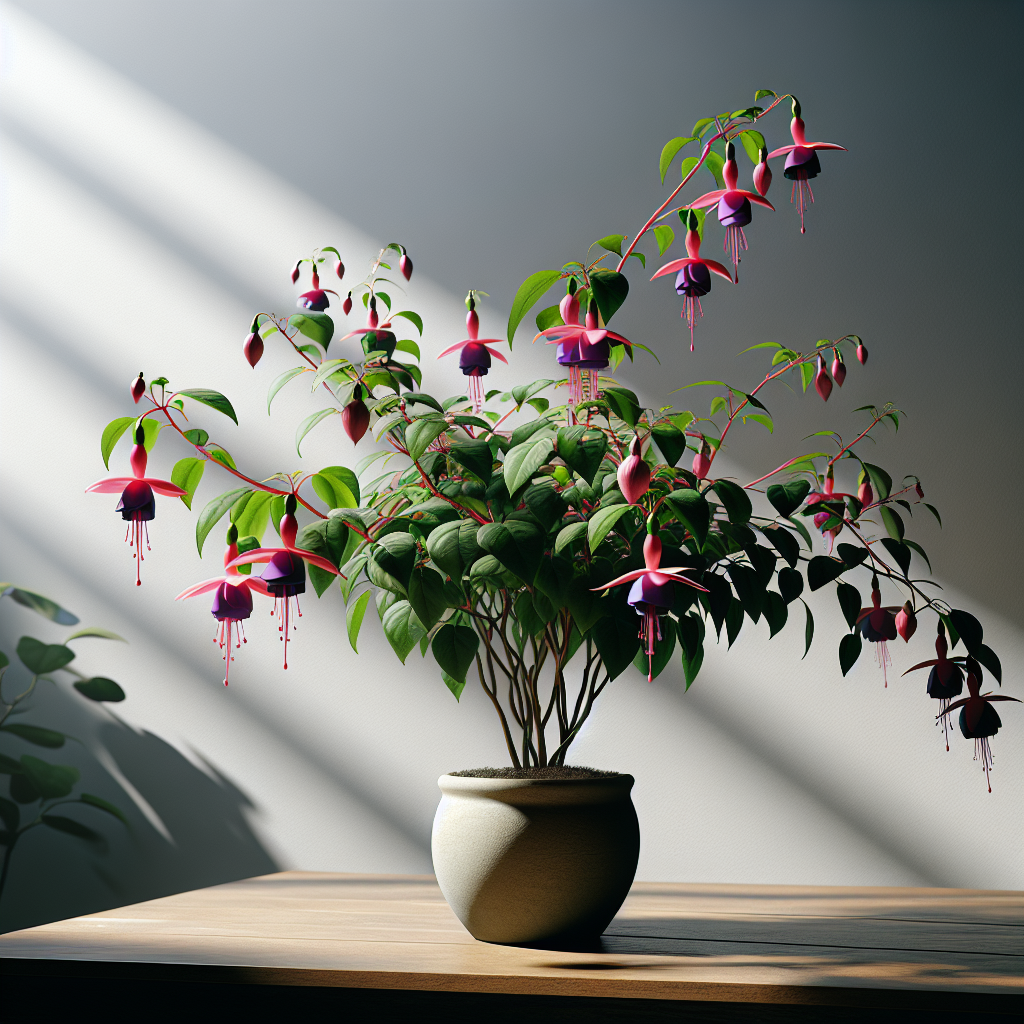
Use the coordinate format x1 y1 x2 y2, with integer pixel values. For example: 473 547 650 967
617 434 651 505
129 442 148 478
244 331 264 367
831 357 846 386
131 372 146 404
895 602 917 642
311 267 320 290
335 260 345 281
342 292 353 316
342 397 370 444
814 356 833 401
753 150 772 197
856 343 868 365
290 263 301 284
559 291 580 326
857 479 873 507
400 254 413 281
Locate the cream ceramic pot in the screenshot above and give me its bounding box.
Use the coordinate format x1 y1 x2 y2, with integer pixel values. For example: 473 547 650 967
431 773 640 944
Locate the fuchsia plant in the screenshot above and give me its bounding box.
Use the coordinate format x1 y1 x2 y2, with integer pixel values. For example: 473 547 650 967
89 92 1016 788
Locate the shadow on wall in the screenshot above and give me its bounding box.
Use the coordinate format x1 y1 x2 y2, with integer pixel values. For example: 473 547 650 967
0 669 277 934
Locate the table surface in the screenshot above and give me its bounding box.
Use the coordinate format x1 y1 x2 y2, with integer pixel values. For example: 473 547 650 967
1 872 1022 1010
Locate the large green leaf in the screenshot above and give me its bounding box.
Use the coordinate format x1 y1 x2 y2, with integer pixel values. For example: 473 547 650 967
710 480 752 525
290 311 335 349
100 416 135 469
177 389 238 424
296 521 339 597
73 677 126 702
407 566 449 630
664 489 710 550
367 532 418 595
503 437 554 495
346 590 372 653
79 793 128 824
738 129 766 164
766 480 811 518
593 606 641 680
659 136 694 183
231 490 273 541
171 457 205 510
728 564 763 622
807 556 846 591
760 524 799 568
16 637 75 675
603 387 642 427
589 269 629 325
836 583 862 629
405 417 449 462
426 521 481 580
508 270 562 344
431 623 479 685
555 521 588 555
588 504 636 552
879 505 905 542
523 482 566 531
449 441 494 485
2 723 66 748
381 601 426 663
312 465 360 510
861 462 892 501
196 487 252 555
650 424 687 467
949 609 984 656
477 521 544 584
0 586 78 625
556 426 607 486
42 815 102 843
839 633 862 676
20 755 79 799
777 567 803 604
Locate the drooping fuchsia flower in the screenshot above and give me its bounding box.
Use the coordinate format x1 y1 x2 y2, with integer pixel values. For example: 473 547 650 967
903 626 966 750
86 425 188 586
175 524 271 685
438 292 508 413
767 97 846 234
855 576 902 685
651 209 733 352
296 265 338 312
535 291 632 405
814 355 833 401
937 657 1021 792
692 437 712 481
831 354 847 387
688 141 775 281
617 434 651 505
594 519 706 683
340 297 399 362
805 468 853 551
131 372 146 404
225 495 342 669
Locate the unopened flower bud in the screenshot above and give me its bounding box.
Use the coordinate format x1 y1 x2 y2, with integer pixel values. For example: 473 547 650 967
335 260 345 281
753 147 772 196
244 331 264 367
831 357 846 386
692 438 712 480
291 262 301 284
368 297 379 329
814 356 833 401
131 372 146 404
130 426 148 477
559 291 580 326
343 292 353 316
342 396 370 444
857 479 873 507
896 602 917 642
400 254 413 281
617 434 651 505
856 343 868 365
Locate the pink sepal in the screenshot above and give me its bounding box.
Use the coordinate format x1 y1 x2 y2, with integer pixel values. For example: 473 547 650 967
592 568 648 590
87 477 135 493
767 144 797 159
175 578 226 600
437 340 470 358
807 143 846 151
936 698 969 719
148 479 189 496
226 546 342 576
901 659 939 675
651 257 697 280
704 259 735 282
689 190 726 208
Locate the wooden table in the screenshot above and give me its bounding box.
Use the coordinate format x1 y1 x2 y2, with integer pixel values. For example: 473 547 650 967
1 872 1021 1022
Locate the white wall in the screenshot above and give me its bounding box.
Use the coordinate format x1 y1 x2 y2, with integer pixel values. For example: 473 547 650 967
0 3 1020 933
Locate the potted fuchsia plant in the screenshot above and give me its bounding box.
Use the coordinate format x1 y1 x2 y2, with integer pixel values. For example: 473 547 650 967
87 92 1017 945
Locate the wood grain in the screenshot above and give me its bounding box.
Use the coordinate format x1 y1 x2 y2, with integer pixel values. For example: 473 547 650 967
1 872 1021 1013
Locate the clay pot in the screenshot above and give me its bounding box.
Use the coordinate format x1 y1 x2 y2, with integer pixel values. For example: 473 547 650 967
431 773 640 945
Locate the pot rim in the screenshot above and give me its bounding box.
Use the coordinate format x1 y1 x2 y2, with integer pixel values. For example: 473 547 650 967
437 772 634 805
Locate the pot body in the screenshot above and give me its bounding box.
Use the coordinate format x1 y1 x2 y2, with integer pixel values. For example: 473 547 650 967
431 774 640 944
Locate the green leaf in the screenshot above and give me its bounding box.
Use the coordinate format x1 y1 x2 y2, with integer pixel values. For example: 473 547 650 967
603 387 642 427
426 521 482 580
312 465 360 510
763 591 788 638
79 792 128 824
405 417 448 462
309 358 350 392
346 590 372 653
381 600 426 663
556 426 607 485
514 590 552 636
296 408 338 456
664 489 710 549
880 505 905 541
652 225 675 256
2 723 65 747
42 815 102 843
588 504 636 553
477 521 544 584
170 457 205 510
441 670 466 701
368 532 418 596
393 310 423 335
73 677 126 702
230 490 273 543
589 270 629 325
903 539 932 574
837 543 868 570
295 522 339 597
267 366 309 413
431 623 479 685
64 627 126 643
728 564 762 622
738 129 766 164
680 155 700 184
710 480 752 526
862 462 892 501
100 416 135 469
593 605 642 680
535 304 563 333
555 521 588 555
726 596 745 647
836 583 862 629
765 475 811 516
511 379 555 410
504 437 554 495
0 796 19 831
20 755 79 799
448 441 494 485
692 117 715 138
508 270 562 345
760 525 799 568
290 311 335 349
704 150 725 187
196 487 252 555
801 599 814 658
777 566 803 604
975 643 1001 684
659 136 694 183
949 609 983 656
596 234 624 256
0 586 78 625
16 637 75 674
799 361 815 392
807 556 846 591
754 89 777 100
741 413 773 433
209 447 236 471
880 538 911 576
407 566 448 631
839 633 862 676
176 389 238 425
649 424 687 467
